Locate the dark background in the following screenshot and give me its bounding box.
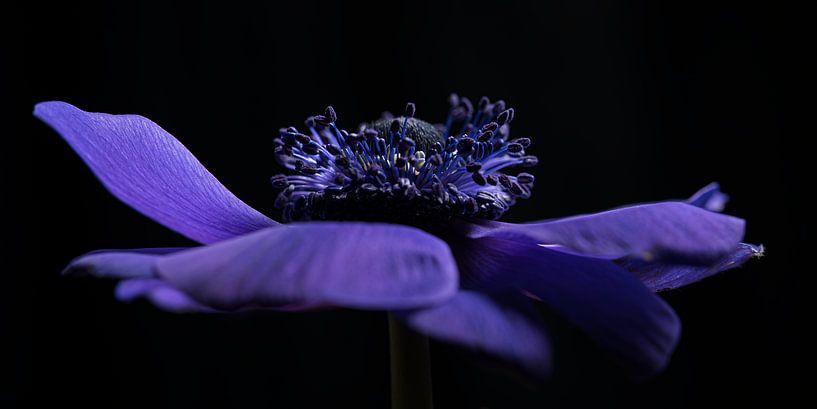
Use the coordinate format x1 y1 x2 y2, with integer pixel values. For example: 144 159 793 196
5 0 810 408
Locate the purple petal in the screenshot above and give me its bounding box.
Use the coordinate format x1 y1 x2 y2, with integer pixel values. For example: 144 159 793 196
63 247 326 313
398 291 552 376
65 223 458 312
465 201 745 264
452 236 681 379
63 248 214 312
621 243 764 291
156 222 458 310
686 182 729 212
63 248 189 279
115 278 216 313
34 101 277 244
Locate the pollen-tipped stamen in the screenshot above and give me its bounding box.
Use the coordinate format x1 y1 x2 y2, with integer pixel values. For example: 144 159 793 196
270 95 538 225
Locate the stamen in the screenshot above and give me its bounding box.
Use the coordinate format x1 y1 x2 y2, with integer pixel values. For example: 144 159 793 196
270 96 538 226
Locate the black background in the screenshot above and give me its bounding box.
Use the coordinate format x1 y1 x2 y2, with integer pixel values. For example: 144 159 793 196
5 0 810 408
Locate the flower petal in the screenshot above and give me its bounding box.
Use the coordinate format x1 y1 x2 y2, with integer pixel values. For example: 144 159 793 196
155 222 459 310
62 248 189 279
115 278 216 313
465 201 745 264
34 101 277 244
621 243 764 291
452 236 681 379
397 291 552 376
686 182 729 212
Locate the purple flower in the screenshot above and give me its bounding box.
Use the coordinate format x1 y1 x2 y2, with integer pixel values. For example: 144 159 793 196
34 97 762 379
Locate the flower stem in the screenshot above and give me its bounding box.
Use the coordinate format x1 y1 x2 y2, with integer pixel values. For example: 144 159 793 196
388 314 433 409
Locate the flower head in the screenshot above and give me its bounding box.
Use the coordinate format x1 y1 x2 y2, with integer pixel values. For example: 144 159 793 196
34 97 761 379
270 96 534 225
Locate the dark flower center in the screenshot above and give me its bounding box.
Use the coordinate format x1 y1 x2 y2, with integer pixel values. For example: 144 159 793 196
369 117 444 154
270 95 537 228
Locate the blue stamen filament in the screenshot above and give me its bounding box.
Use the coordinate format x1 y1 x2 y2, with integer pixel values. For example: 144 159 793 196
271 95 537 225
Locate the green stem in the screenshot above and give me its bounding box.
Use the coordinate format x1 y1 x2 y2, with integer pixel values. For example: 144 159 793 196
388 314 433 409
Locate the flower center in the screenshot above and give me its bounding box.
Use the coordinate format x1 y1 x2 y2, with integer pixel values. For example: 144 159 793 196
270 95 537 227
369 117 444 154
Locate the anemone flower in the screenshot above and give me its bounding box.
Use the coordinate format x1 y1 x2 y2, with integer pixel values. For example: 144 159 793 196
35 97 762 408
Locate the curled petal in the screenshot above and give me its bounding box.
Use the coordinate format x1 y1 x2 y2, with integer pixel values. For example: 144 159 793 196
115 278 216 313
452 236 681 379
63 248 188 279
62 222 457 312
34 101 277 244
621 243 764 291
465 201 745 264
686 182 729 212
397 291 551 377
156 223 459 311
